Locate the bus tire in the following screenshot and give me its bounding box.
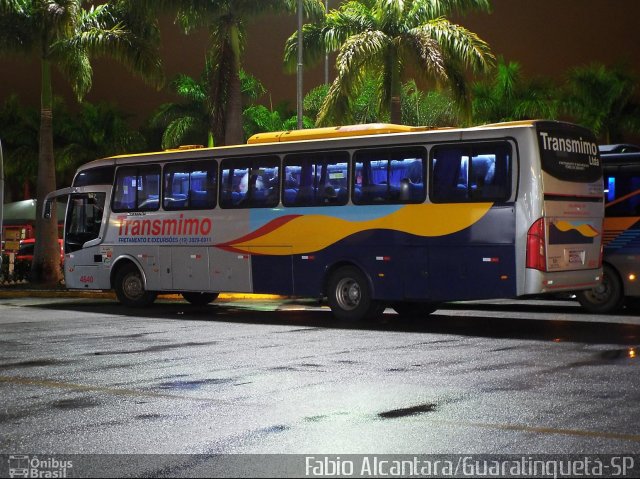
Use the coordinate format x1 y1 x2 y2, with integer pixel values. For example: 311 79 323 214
392 301 439 318
327 266 382 322
182 292 219 305
114 262 157 307
576 264 624 314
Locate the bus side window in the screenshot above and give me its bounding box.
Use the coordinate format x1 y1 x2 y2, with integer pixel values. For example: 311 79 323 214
430 143 511 203
219 156 279 209
353 148 425 205
113 167 137 211
254 164 279 208
164 160 217 210
605 166 640 216
137 166 160 211
283 165 300 206
113 165 160 211
431 148 468 202
283 152 349 207
219 166 248 208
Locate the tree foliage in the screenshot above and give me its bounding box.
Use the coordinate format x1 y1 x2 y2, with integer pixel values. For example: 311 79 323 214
155 0 325 145
284 0 495 125
0 0 163 284
563 63 640 143
472 57 558 123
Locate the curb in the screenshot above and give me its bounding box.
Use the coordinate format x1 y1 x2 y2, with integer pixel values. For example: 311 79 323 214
0 289 286 301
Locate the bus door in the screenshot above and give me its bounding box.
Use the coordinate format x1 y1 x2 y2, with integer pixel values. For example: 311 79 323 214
44 185 110 289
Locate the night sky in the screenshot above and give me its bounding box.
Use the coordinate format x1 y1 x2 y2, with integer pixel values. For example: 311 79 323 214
1 0 639 125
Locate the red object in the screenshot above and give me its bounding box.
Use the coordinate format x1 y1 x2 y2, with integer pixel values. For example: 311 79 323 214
14 238 65 265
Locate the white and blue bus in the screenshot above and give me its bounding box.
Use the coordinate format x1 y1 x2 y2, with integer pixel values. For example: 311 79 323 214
45 121 604 321
576 144 640 313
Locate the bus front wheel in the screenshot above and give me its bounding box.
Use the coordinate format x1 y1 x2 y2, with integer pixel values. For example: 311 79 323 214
182 292 219 305
114 263 157 307
327 266 383 322
576 264 624 314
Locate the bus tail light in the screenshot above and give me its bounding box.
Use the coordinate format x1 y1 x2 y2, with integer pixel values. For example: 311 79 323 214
526 218 547 271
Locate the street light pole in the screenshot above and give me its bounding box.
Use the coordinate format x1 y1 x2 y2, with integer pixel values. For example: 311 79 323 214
297 0 303 130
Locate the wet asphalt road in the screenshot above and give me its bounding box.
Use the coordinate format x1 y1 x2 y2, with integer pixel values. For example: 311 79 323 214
0 296 639 461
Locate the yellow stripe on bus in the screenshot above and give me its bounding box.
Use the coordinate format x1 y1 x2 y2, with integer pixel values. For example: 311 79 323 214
229 203 493 255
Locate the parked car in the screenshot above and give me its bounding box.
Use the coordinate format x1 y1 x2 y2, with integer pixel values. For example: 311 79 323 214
15 238 64 264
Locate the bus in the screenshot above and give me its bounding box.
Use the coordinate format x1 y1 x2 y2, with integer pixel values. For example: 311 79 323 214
44 121 604 321
576 145 640 313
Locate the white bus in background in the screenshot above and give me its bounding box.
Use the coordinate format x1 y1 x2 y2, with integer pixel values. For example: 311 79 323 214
44 121 604 321
576 144 640 312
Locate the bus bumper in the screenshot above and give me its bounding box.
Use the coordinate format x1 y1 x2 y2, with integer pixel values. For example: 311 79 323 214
523 268 603 295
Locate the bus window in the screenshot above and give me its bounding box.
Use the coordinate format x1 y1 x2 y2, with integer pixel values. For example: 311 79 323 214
220 156 279 208
430 143 511 203
352 147 425 204
73 166 115 186
112 165 160 212
164 161 217 210
283 152 349 207
604 165 640 217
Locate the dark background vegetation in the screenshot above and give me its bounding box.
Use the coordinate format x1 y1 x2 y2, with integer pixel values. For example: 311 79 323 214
1 0 639 124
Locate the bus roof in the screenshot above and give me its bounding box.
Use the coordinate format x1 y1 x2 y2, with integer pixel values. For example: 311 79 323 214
94 120 565 167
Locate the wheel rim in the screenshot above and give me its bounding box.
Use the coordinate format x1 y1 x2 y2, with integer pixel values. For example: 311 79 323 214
583 277 612 305
335 277 361 311
123 272 144 300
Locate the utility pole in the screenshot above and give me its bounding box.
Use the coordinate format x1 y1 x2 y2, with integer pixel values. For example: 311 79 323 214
296 0 304 130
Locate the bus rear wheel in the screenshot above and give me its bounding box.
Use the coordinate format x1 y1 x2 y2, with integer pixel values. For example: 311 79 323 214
576 264 624 314
182 292 219 305
327 266 383 322
114 263 157 307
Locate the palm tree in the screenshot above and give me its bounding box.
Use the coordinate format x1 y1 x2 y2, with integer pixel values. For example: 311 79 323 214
151 69 215 149
472 57 558 124
563 63 640 143
304 77 461 127
0 1 163 284
284 0 495 125
303 84 330 125
152 65 268 148
156 0 325 146
402 80 461 126
0 95 39 201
